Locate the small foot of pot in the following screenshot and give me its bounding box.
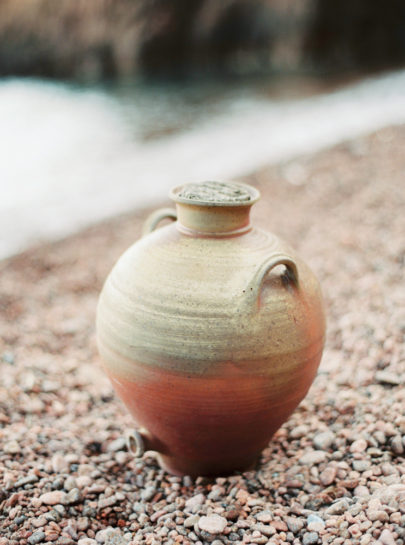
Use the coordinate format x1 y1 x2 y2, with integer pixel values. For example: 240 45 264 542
156 453 260 478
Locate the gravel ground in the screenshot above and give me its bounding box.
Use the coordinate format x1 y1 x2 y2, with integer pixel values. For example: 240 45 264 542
1 126 404 544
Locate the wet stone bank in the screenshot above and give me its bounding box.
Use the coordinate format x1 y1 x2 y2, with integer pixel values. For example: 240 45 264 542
0 126 405 544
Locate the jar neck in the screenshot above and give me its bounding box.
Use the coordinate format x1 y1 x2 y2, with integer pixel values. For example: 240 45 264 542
175 202 253 237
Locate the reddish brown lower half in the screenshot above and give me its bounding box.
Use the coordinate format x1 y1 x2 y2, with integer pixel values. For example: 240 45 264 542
107 353 321 476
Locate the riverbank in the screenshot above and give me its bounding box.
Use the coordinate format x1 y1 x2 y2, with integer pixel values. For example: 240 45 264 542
1 125 404 544
4 69 405 260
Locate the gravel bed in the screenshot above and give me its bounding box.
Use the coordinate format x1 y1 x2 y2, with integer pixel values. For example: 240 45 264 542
1 126 404 544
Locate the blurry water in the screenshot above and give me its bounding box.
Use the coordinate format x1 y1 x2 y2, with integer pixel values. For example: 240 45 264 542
1 70 405 258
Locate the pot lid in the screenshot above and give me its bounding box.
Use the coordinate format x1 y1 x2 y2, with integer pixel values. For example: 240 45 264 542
170 181 260 207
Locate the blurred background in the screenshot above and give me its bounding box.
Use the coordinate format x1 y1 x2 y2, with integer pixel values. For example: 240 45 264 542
2 0 405 258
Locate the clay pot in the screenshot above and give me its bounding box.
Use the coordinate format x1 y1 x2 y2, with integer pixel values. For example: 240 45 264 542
96 181 325 476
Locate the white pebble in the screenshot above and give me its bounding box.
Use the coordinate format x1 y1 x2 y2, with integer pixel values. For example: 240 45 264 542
299 450 327 465
198 514 227 534
4 441 20 454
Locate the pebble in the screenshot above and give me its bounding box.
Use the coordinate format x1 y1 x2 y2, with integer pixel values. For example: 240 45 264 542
28 531 46 545
78 539 97 545
350 439 368 453
366 509 389 522
307 514 325 532
325 499 350 515
98 495 118 509
63 476 77 491
31 515 47 528
391 435 404 454
313 431 335 450
302 531 319 545
290 425 309 439
253 523 276 537
198 514 227 534
299 450 327 465
184 514 199 528
107 437 127 452
76 475 92 489
319 466 337 485
141 485 156 502
379 529 396 545
255 510 272 523
375 371 401 385
15 474 39 487
286 516 304 533
353 460 370 472
65 487 82 504
51 454 69 473
354 485 370 497
185 493 205 512
39 490 67 505
4 440 21 454
95 527 126 544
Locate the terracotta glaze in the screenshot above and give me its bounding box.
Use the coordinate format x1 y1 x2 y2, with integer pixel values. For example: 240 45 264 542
96 181 326 476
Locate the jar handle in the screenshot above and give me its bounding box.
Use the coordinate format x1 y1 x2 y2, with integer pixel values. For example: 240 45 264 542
142 208 177 237
246 253 299 308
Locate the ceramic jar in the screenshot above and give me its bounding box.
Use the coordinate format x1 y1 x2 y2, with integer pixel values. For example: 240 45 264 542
96 181 325 476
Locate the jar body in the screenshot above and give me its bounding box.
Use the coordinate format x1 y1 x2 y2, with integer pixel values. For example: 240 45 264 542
96 220 325 476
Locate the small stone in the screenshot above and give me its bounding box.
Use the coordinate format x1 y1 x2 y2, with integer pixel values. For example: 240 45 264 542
319 466 337 486
286 517 304 533
76 475 92 489
77 517 90 531
184 514 199 528
107 437 127 452
255 510 272 523
32 516 47 528
15 474 39 487
64 476 77 491
39 490 67 505
325 498 350 515
391 435 404 455
2 351 14 364
51 454 69 473
58 538 74 545
350 439 368 453
185 493 205 512
253 523 276 537
235 488 249 504
224 506 241 520
95 527 125 544
302 531 319 545
313 431 335 450
198 514 227 534
299 451 327 465
366 509 389 522
141 486 156 502
379 529 396 545
4 440 20 454
28 531 46 545
115 451 127 465
375 371 401 385
271 520 288 532
307 514 325 532
290 425 309 439
65 487 82 504
354 485 370 497
98 495 118 509
52 476 65 490
353 460 370 472
78 539 97 545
